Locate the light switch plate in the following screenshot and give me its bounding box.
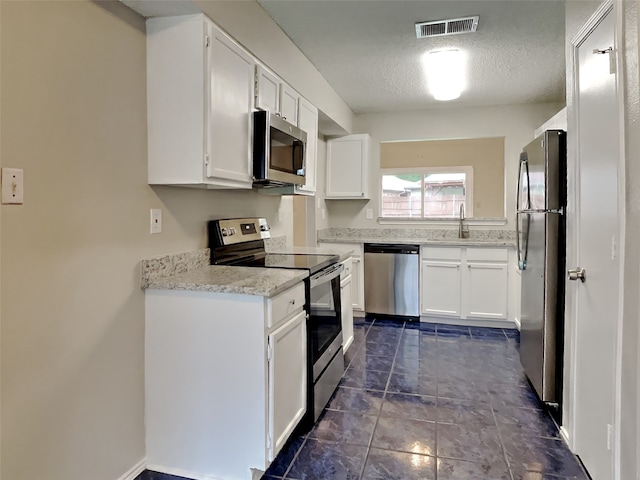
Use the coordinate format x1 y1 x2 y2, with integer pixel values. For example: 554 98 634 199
1 168 24 205
150 209 162 234
366 208 373 219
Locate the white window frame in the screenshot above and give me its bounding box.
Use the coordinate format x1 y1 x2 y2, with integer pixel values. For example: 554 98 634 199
379 166 474 220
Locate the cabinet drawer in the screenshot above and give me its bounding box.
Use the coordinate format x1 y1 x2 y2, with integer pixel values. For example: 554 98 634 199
341 257 353 279
267 283 305 329
422 247 462 261
466 248 508 262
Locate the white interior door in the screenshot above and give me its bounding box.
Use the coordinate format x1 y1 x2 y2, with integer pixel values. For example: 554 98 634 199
571 8 620 480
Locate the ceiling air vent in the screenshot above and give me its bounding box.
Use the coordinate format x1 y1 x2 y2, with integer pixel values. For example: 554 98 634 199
415 16 479 38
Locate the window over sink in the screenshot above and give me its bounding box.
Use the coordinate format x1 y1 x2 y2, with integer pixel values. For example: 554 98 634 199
381 166 473 219
379 137 505 220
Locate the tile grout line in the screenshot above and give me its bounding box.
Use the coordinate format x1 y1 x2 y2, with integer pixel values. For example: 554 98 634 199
356 318 406 480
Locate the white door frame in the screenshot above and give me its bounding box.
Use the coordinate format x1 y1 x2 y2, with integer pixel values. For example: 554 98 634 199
565 1 627 479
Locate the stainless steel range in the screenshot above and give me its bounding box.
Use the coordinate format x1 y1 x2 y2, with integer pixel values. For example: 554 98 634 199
207 218 344 428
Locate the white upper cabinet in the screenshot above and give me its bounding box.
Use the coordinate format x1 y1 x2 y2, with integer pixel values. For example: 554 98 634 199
255 65 281 114
296 97 318 195
280 83 299 125
147 14 254 188
255 66 299 125
326 134 371 199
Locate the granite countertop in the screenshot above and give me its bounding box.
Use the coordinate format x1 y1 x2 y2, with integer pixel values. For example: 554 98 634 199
318 236 516 248
141 249 308 297
145 265 308 297
316 227 516 248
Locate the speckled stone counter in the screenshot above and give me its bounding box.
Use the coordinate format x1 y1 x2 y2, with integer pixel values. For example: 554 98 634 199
141 248 308 297
145 265 308 297
317 227 516 248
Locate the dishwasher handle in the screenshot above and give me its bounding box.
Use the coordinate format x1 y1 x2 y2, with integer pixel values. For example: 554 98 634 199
364 244 420 255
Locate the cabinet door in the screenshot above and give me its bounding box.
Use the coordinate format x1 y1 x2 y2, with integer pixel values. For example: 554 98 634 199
267 310 306 461
256 65 280 113
351 256 364 311
296 97 318 195
280 83 299 125
340 276 354 352
463 263 508 319
326 134 370 198
207 24 254 186
421 261 462 317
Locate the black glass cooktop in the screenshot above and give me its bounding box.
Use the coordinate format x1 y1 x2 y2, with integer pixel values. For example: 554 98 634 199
245 253 339 275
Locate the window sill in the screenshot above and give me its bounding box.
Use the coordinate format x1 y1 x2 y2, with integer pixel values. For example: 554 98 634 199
377 217 508 227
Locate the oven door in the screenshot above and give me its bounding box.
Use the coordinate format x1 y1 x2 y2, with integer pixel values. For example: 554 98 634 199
308 263 343 373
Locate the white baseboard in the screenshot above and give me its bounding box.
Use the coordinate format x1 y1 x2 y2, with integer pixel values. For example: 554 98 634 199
353 310 365 317
117 458 146 480
559 426 571 445
513 316 521 330
146 463 223 480
420 316 516 329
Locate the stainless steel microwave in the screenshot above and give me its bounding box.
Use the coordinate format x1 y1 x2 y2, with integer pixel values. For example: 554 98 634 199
252 110 306 187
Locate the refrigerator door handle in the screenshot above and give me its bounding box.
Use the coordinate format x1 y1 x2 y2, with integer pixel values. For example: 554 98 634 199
516 213 529 270
516 151 532 211
516 212 522 268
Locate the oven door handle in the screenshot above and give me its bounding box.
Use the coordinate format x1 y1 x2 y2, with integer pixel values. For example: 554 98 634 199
310 263 344 288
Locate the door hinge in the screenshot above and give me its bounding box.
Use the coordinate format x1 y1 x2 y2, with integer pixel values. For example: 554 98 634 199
267 338 272 362
204 153 210 166
205 35 210 47
607 423 614 450
266 433 272 451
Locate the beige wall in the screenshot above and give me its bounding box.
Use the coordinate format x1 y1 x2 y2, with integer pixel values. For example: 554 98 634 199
380 137 505 218
324 103 563 229
0 2 291 479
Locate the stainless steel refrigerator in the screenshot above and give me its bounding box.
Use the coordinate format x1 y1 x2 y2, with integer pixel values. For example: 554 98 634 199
516 130 566 407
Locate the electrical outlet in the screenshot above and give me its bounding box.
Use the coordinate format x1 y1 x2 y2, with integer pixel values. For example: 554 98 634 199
321 208 326 220
150 209 162 234
1 168 24 205
366 208 373 219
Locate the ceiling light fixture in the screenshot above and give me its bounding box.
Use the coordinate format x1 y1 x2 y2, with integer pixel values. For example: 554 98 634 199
423 49 465 101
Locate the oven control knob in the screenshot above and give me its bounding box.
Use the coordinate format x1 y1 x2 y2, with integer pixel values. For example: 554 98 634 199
229 227 237 235
221 228 228 237
260 224 270 232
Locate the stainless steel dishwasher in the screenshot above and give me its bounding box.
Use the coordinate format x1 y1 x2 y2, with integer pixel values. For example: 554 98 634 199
364 244 420 317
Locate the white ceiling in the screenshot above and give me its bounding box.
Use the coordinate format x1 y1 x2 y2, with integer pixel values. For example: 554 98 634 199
258 0 566 114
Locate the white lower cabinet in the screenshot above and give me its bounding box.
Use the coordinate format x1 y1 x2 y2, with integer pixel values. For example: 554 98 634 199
340 257 354 351
464 262 508 319
268 309 306 458
145 282 306 480
421 247 509 322
421 261 462 317
351 255 364 312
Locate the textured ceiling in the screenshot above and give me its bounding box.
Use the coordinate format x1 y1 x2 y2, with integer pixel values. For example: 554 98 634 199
258 0 566 114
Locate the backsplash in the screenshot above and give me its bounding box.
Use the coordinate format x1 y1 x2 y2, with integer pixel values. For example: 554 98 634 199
264 235 287 252
140 249 210 288
317 228 516 241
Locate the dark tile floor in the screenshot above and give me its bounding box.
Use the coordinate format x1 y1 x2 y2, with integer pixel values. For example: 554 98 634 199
261 317 591 480
136 318 590 480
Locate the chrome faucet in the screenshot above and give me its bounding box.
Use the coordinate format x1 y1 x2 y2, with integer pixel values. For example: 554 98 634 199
458 203 469 239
